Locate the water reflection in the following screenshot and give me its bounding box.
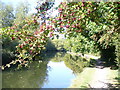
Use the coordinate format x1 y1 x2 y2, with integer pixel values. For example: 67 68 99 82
2 61 48 88
64 54 89 74
42 61 75 88
2 52 89 88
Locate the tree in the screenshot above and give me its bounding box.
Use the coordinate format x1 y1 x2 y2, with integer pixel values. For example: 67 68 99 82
35 0 55 24
14 1 29 24
0 1 15 28
36 2 119 65
1 0 56 69
57 2 119 65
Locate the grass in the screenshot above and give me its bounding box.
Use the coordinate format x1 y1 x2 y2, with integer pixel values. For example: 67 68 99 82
69 67 96 88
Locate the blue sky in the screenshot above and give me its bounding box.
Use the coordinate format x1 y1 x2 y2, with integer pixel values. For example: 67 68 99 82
1 0 61 14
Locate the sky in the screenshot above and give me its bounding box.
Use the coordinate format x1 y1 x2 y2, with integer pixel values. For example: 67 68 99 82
1 0 38 14
0 0 61 14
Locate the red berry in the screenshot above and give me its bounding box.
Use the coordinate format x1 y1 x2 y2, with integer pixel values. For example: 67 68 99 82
30 37 33 39
49 32 53 37
20 45 23 48
29 45 33 47
82 3 84 7
26 37 29 39
66 25 70 28
72 25 76 28
52 28 55 30
60 25 63 28
25 41 28 43
49 26 52 28
12 37 15 40
63 15 67 17
52 21 55 23
88 9 90 13
58 18 62 20
60 14 63 17
40 29 44 32
42 12 45 14
29 50 32 54
46 25 50 29
58 8 63 11
34 31 39 35
72 18 76 20
10 27 15 29
34 20 37 23
68 21 70 24
42 38 45 40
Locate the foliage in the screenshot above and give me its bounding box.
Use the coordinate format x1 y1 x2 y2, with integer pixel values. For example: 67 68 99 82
2 28 19 65
0 1 15 28
114 33 120 66
14 1 29 24
46 2 120 65
64 34 100 55
1 1 120 69
1 17 50 69
45 39 57 51
48 39 66 51
1 0 56 70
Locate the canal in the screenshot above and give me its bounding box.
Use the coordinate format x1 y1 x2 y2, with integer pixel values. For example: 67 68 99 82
2 52 89 88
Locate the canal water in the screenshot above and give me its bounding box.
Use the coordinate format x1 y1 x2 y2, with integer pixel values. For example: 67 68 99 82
2 52 89 88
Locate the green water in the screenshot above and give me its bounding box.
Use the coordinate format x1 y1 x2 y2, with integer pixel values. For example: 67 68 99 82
2 52 89 88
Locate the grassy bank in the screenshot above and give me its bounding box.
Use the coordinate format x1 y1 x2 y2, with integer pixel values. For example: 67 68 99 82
69 67 96 88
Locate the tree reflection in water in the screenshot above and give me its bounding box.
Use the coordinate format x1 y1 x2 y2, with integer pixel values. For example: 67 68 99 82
64 54 89 74
2 61 48 88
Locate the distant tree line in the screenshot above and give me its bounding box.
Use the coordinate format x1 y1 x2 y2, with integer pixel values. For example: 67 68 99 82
0 1 29 28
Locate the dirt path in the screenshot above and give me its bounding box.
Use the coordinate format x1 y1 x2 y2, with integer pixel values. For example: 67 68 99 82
67 52 118 88
89 67 110 88
89 59 110 88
